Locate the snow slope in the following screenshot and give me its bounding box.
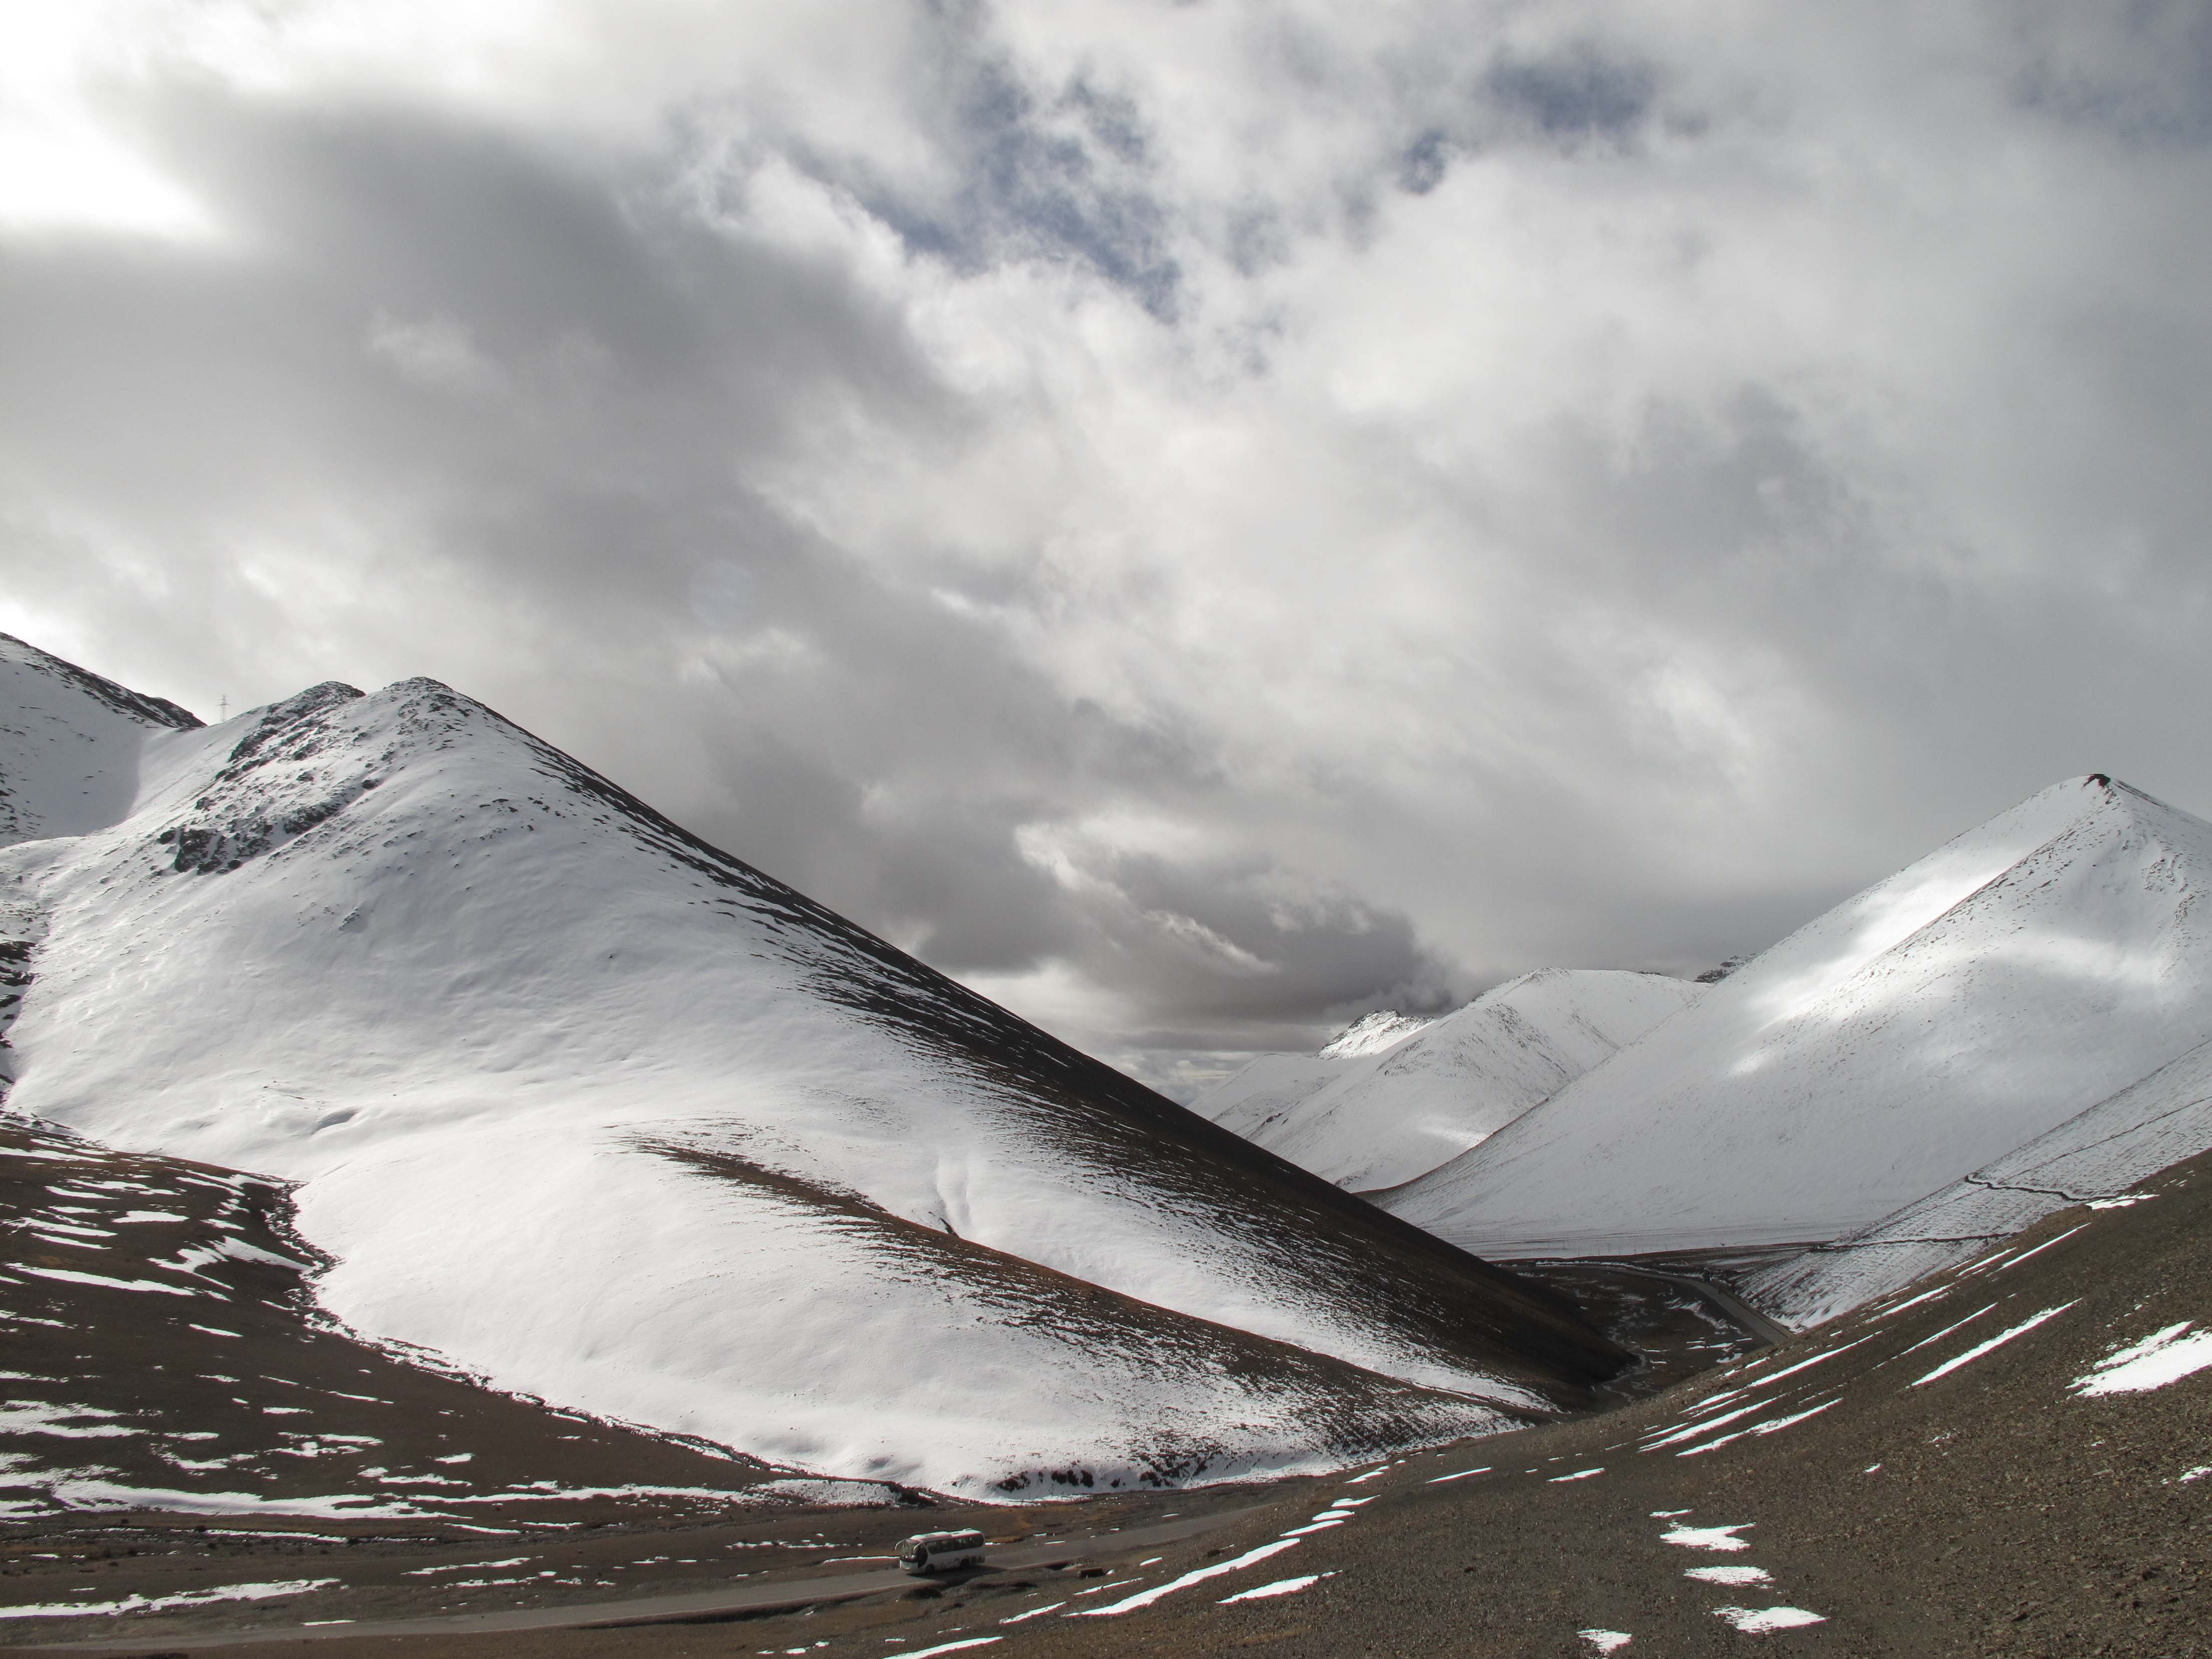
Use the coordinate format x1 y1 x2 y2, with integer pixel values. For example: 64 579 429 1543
0 638 1625 1497
1743 1036 2212 1329
1321 1011 1434 1058
1383 778 2212 1258
0 634 199 849
1194 972 1702 1192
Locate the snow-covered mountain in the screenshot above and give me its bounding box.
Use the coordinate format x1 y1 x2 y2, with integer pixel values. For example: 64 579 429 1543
1320 1011 1435 1058
1382 777 2212 1260
0 640 199 849
0 634 1626 1498
1743 1034 2212 1329
1193 971 1702 1192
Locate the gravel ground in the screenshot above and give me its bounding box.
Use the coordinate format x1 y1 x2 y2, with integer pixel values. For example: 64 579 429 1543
6 1139 2208 1658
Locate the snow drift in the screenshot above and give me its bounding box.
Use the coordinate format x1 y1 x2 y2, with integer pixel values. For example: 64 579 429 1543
0 634 1624 1498
1382 777 2212 1259
1194 971 1701 1192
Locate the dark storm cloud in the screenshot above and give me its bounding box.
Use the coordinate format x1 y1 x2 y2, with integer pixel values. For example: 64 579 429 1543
663 550 1462 1031
1078 850 1464 1022
0 91 940 590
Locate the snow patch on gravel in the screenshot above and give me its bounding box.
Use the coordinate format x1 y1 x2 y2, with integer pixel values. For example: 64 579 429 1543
1661 1522 1753 1551
0 1578 337 1619
1685 1565 1775 1586
1219 1571 1333 1603
1912 1302 2076 1386
1714 1604 1826 1631
1072 1538 1302 1616
2072 1323 2212 1396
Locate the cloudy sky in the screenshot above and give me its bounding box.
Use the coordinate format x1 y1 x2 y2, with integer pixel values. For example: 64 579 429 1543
4 1 2208 1095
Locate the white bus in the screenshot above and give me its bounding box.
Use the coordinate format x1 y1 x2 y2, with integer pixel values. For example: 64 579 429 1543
897 1529 987 1575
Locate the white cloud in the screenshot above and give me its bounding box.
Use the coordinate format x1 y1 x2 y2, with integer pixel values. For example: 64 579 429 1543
0 5 214 237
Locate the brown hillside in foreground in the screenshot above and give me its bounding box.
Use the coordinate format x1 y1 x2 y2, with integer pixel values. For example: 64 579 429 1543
5 1143 2209 1654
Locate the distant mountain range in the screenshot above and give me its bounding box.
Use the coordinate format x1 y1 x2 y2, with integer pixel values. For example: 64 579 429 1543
0 634 1625 1502
1198 768 2212 1338
1381 775 2212 1266
1192 969 1701 1192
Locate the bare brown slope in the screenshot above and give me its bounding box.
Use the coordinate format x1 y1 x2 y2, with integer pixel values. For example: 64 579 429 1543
0 1112 1585 1651
957 1143 2212 1659
15 1150 2208 1656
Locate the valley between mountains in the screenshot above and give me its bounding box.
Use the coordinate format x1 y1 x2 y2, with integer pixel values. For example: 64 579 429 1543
4 632 2210 1657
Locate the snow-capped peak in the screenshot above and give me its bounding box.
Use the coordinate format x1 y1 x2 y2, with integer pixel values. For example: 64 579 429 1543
1382 775 2212 1260
1319 1010 1434 1059
0 645 1628 1497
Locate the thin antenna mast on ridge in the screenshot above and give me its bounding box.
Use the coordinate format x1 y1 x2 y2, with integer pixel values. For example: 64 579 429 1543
219 694 228 722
